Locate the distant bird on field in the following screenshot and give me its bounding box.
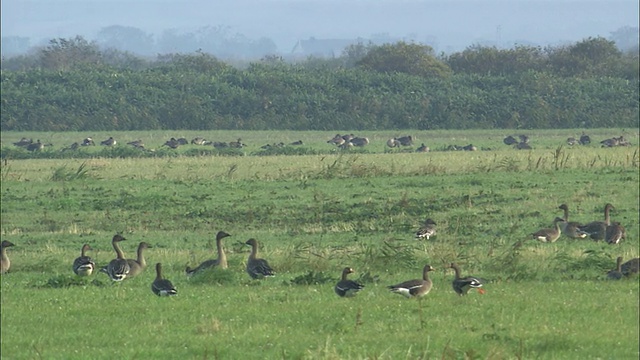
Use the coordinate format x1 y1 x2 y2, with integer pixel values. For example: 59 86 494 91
605 222 626 245
557 204 587 239
163 138 180 149
73 244 96 276
152 263 177 296
503 135 518 145
101 137 116 146
290 140 304 146
334 267 364 297
245 238 275 279
607 257 624 280
578 203 614 241
621 257 639 277
449 263 485 295
579 133 591 145
127 140 145 149
416 143 430 152
531 217 564 243
26 140 44 152
13 138 33 147
415 218 437 240
186 231 231 276
126 242 152 278
388 264 434 299
81 137 95 146
1 240 15 274
105 234 130 281
191 137 207 145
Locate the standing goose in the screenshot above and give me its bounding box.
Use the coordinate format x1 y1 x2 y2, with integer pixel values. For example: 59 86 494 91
126 242 152 278
531 217 564 243
605 222 626 245
245 238 275 279
334 267 365 297
185 231 231 276
152 263 178 296
106 234 130 281
73 244 96 276
578 203 614 241
621 258 640 276
449 263 485 295
607 257 624 280
1 240 15 274
415 218 437 240
558 204 587 239
388 264 435 298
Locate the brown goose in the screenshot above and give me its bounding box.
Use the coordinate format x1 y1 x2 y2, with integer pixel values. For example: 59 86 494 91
605 222 626 245
531 217 564 243
621 258 640 276
1 240 15 274
416 143 430 153
126 242 152 278
245 238 275 279
100 137 116 146
152 263 177 296
105 234 130 281
334 267 365 297
558 204 587 239
388 264 435 298
185 231 231 276
578 203 614 241
73 244 96 276
415 218 437 240
449 263 485 296
607 257 624 280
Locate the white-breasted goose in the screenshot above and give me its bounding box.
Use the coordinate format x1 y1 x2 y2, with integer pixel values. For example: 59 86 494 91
335 267 365 297
415 218 437 240
245 238 275 279
558 204 587 239
578 203 614 241
531 217 564 243
449 263 485 295
152 263 177 296
605 222 626 245
1 240 15 274
106 234 130 281
621 258 639 276
100 137 116 146
607 257 624 280
388 265 435 298
416 143 430 152
126 242 152 278
185 231 231 276
73 244 96 276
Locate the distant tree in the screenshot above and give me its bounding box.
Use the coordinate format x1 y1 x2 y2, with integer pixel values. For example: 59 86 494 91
97 25 155 56
38 36 102 71
356 41 451 79
546 37 622 77
1 36 31 57
609 26 640 52
447 44 545 75
340 41 374 68
157 29 200 54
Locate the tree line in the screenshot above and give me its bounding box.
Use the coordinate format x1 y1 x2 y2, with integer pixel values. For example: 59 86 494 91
1 36 638 131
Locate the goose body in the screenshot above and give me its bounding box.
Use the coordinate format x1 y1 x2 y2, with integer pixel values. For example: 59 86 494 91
415 218 437 240
101 137 116 146
607 257 624 280
106 234 130 281
621 258 639 276
416 143 430 152
531 217 563 243
152 263 177 296
126 242 152 278
388 265 434 298
450 263 485 295
245 238 275 279
1 240 15 274
605 222 625 245
73 244 96 276
558 204 587 239
335 267 364 297
578 203 614 241
186 231 231 276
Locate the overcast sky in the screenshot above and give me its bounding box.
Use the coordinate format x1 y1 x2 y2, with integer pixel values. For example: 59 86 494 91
2 0 638 53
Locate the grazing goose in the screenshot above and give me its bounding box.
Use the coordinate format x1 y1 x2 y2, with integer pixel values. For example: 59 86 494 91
416 143 430 153
558 204 587 239
415 218 437 240
605 222 626 245
449 263 485 295
334 267 365 297
1 240 15 274
152 263 178 296
607 257 624 280
73 244 96 276
26 140 44 152
578 203 614 241
388 264 435 298
620 258 640 276
531 217 564 243
106 234 130 281
185 231 231 276
126 242 152 278
100 137 116 146
245 238 275 279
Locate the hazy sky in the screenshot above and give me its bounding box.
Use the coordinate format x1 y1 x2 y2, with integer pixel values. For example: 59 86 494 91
2 0 638 53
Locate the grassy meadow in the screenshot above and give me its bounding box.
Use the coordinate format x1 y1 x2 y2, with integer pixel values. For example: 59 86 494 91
1 129 639 359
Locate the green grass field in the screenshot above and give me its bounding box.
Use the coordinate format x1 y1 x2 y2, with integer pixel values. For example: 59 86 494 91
1 129 639 359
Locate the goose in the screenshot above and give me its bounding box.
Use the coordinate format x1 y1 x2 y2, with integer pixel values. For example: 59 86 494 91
387 138 400 148
105 234 130 281
578 203 614 241
415 218 437 240
388 264 435 298
127 140 145 149
126 242 152 278
100 137 116 146
327 134 346 146
13 138 33 147
397 135 414 147
72 244 96 276
558 204 587 239
185 231 231 276
621 258 639 276
152 263 177 296
518 134 530 144
334 267 364 297
567 137 578 146
605 222 626 245
1 240 15 274
350 137 369 147
515 142 532 150
245 238 275 279
579 133 591 145
176 137 189 145
503 135 518 145
449 263 485 295
63 142 80 151
416 143 430 153
290 140 303 146
26 140 44 152
607 257 624 280
163 138 180 149
81 137 95 146
531 217 564 243
191 137 207 145
229 138 245 148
